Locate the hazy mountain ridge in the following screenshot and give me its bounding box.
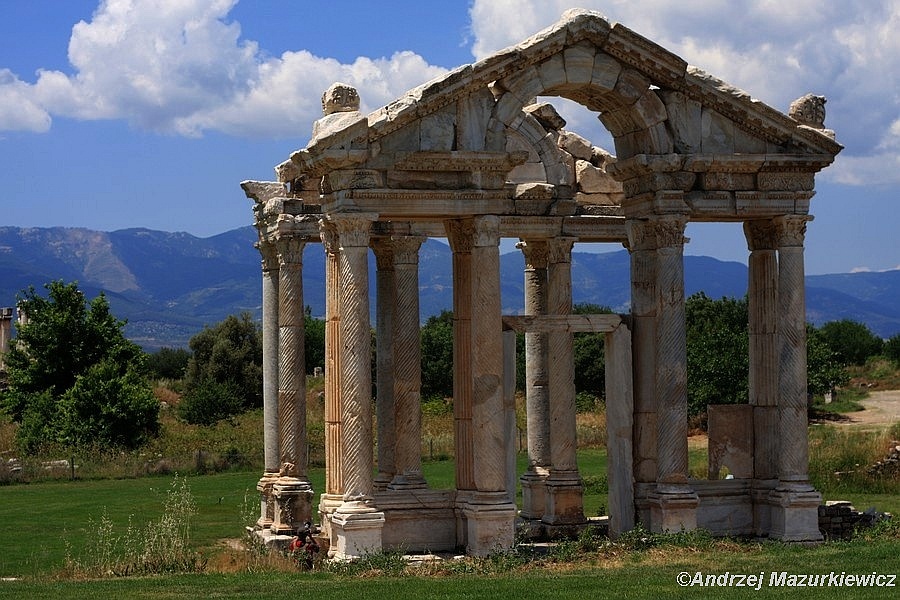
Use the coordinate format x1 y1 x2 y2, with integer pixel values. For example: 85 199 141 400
1 226 898 348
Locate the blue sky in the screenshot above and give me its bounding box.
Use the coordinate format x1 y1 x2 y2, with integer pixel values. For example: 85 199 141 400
2 1 898 275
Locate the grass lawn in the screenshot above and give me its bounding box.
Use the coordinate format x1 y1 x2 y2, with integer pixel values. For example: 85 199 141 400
1 448 898 599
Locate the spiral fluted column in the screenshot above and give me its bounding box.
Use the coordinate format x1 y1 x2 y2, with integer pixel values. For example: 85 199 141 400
388 235 427 490
371 239 396 491
542 237 585 526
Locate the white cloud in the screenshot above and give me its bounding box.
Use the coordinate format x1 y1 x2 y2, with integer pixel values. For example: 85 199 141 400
0 0 445 138
0 69 52 132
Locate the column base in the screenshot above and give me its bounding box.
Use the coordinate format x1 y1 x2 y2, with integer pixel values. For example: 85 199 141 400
373 472 393 492
519 467 549 520
271 477 314 536
386 471 428 491
461 492 517 556
768 484 823 542
330 502 386 560
648 486 699 533
542 473 586 526
255 470 280 530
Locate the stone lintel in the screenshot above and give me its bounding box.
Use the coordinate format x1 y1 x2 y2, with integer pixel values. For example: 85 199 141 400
502 313 623 333
324 189 515 218
394 150 529 172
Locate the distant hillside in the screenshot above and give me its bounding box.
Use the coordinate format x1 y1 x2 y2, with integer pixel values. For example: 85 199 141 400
1 226 898 349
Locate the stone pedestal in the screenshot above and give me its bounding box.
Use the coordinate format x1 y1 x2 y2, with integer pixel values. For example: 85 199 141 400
330 504 386 560
461 493 518 556
255 470 279 529
768 487 823 542
519 468 549 519
648 487 700 533
272 477 314 535
544 475 587 527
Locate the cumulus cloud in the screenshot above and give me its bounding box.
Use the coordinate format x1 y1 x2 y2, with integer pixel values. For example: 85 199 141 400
0 0 445 138
469 0 900 185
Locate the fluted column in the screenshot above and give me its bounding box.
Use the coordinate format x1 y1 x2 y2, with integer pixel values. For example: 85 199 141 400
371 239 396 491
271 235 313 535
626 220 658 527
745 220 779 534
517 240 550 520
768 214 821 541
388 235 427 490
318 222 343 536
648 215 698 532
328 212 384 559
445 219 475 494
470 215 517 553
256 240 280 529
543 237 585 526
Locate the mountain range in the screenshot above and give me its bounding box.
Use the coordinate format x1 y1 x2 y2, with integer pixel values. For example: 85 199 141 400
1 226 898 349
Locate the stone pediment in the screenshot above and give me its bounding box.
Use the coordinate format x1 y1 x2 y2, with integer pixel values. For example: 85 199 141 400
283 9 841 221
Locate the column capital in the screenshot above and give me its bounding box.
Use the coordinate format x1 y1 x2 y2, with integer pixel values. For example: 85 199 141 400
275 235 306 267
473 215 501 247
319 219 340 255
773 215 813 248
649 216 688 249
744 219 778 252
328 212 378 247
391 235 426 265
517 239 549 270
370 237 395 269
258 240 279 272
444 219 475 253
547 237 577 265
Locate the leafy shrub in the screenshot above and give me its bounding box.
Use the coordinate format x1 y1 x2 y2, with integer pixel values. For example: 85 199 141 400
146 347 191 380
177 379 244 426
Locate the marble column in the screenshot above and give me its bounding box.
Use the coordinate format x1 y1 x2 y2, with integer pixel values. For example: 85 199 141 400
318 222 343 538
445 219 475 496
464 215 517 554
626 221 658 527
388 235 427 490
256 240 280 530
517 240 551 520
329 213 385 559
647 216 698 532
744 220 779 535
371 239 396 491
543 237 586 527
769 215 822 541
271 235 313 536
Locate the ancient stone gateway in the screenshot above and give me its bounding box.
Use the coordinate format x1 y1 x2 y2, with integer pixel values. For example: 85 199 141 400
241 10 841 559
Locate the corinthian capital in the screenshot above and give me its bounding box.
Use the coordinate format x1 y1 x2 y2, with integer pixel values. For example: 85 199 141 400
547 237 577 264
391 235 426 265
744 219 778 252
517 240 549 270
444 219 475 253
774 215 813 248
328 212 378 248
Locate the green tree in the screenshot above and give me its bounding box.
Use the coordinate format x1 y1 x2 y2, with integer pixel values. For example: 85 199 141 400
304 307 326 376
420 310 454 401
572 303 613 409
685 293 749 416
885 333 900 365
179 313 262 424
818 319 884 366
1 281 158 451
807 324 850 396
146 347 191 380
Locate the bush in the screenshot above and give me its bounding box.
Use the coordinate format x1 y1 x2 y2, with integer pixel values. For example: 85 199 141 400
177 380 244 426
146 347 191 380
818 319 884 366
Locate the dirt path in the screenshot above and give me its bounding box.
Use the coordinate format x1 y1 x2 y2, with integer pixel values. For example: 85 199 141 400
837 389 900 428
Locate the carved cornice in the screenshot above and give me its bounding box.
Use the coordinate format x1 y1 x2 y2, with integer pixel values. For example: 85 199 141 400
394 151 529 172
774 215 813 248
444 219 475 253
517 240 550 270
